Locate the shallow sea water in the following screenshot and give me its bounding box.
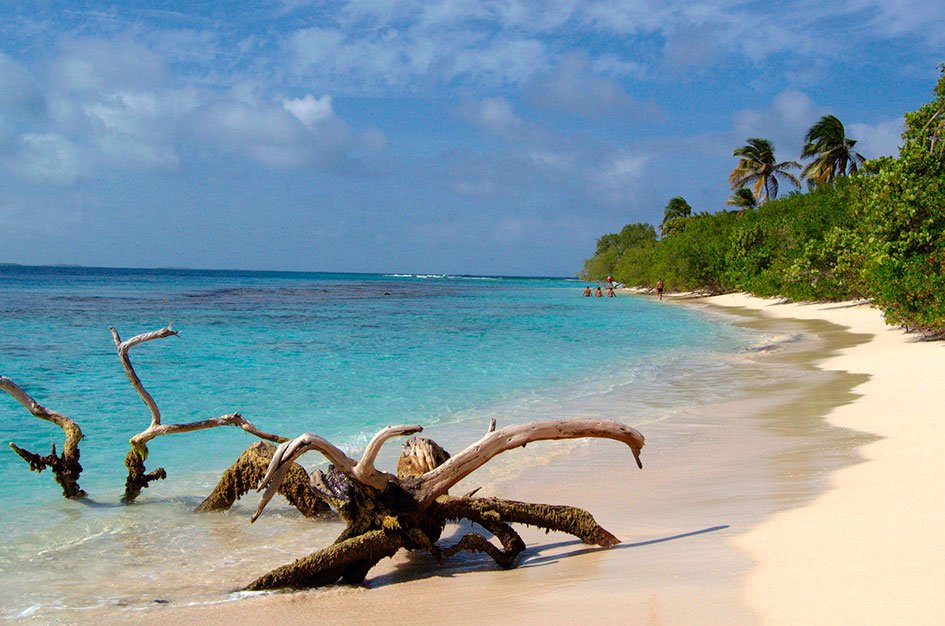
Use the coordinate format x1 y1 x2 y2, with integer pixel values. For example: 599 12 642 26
0 266 792 622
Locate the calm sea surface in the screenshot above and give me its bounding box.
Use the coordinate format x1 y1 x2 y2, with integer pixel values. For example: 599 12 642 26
0 265 777 620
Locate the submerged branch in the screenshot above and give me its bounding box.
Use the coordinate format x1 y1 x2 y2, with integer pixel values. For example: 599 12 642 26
110 324 286 502
1 375 86 498
196 441 328 517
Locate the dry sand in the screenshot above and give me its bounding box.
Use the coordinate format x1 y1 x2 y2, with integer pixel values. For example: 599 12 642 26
703 294 945 625
121 294 944 625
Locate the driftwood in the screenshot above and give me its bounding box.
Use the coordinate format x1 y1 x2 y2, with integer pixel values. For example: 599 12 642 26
247 418 644 590
195 441 330 517
1 376 86 499
110 324 287 502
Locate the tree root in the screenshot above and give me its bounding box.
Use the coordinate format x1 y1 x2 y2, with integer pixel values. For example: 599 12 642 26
440 532 521 568
2 376 87 499
434 496 620 547
9 441 86 499
196 441 329 517
122 448 167 503
245 492 619 590
245 529 405 590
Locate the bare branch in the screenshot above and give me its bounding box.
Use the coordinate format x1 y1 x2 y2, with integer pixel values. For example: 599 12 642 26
110 323 177 427
129 413 286 448
253 432 361 522
110 324 287 502
415 419 644 506
1 375 86 498
354 424 423 481
254 425 421 522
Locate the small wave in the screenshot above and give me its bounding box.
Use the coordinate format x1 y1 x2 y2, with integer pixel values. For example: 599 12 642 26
744 332 808 353
15 604 42 619
384 273 503 280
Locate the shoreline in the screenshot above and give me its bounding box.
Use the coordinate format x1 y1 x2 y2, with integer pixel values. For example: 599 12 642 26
124 294 881 625
698 293 945 625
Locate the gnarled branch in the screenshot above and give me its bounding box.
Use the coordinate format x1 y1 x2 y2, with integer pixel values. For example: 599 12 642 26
433 496 619 547
245 529 404 591
253 425 421 521
354 424 423 485
130 412 285 448
414 419 644 507
196 441 329 517
1 375 86 498
110 323 178 427
110 324 286 502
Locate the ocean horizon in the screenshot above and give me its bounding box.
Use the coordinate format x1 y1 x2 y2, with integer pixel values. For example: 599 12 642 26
1 264 790 621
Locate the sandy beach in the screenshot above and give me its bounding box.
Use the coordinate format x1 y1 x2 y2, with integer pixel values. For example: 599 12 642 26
705 294 945 625
109 292 945 626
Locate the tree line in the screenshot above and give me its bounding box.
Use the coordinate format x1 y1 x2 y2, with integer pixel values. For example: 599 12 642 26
582 65 945 334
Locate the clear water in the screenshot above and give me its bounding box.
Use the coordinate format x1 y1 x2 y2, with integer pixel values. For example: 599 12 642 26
0 265 767 621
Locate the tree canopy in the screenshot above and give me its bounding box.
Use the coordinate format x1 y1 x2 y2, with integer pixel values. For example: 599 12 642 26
729 138 801 202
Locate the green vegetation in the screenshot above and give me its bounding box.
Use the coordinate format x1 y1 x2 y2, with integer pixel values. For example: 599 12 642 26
582 65 945 334
801 115 866 186
729 137 801 201
660 196 692 235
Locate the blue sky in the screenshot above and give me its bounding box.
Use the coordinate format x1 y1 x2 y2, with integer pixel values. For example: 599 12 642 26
0 1 941 276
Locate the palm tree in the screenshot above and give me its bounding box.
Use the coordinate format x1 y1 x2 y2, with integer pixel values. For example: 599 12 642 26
660 196 691 235
729 138 800 202
801 115 865 186
726 187 758 212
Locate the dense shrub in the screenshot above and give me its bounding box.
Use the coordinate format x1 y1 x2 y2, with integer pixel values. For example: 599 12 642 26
850 68 945 332
579 65 945 332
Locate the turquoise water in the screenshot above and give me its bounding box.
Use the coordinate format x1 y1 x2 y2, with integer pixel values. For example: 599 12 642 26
0 265 763 620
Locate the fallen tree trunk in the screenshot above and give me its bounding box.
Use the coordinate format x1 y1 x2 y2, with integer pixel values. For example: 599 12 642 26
1 376 86 499
247 419 644 590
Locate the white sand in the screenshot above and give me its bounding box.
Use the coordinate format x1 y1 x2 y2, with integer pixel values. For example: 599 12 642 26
704 294 945 625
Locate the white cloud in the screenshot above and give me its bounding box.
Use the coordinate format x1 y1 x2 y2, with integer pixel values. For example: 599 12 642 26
283 94 335 128
733 90 825 159
594 151 647 201
11 133 83 184
525 54 659 120
849 117 904 159
0 53 45 121
195 95 384 171
461 97 525 136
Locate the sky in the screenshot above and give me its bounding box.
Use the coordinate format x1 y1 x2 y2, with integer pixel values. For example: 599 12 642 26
0 1 942 276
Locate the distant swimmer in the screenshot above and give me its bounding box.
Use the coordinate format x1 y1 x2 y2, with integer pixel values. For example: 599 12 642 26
607 287 616 297
656 278 664 300
595 286 603 297
583 286 592 297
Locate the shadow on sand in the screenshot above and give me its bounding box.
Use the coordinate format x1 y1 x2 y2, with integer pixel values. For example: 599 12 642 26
366 524 730 588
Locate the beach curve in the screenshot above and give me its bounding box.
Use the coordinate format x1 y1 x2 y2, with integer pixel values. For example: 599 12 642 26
701 293 945 625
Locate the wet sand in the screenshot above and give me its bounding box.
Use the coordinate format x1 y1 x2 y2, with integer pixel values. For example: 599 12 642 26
126 301 877 625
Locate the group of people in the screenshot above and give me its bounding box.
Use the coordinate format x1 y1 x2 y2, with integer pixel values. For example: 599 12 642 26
583 285 616 298
583 275 617 298
582 277 665 300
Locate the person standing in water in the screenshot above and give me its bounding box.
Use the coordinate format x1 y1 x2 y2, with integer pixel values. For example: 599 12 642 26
583 286 592 297
595 286 603 297
656 278 664 300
